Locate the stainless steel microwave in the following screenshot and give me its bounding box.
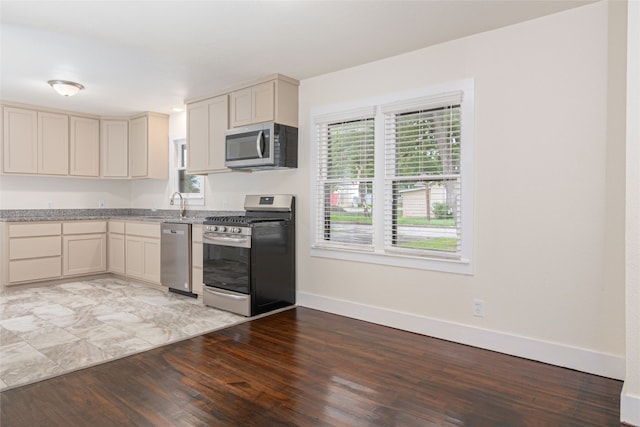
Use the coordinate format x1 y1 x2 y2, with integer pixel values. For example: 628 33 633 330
225 122 298 170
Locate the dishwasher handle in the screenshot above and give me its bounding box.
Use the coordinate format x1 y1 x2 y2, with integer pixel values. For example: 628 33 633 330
162 229 186 235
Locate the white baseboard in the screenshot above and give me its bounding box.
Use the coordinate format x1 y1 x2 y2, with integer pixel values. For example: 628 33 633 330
621 384 640 426
297 291 625 380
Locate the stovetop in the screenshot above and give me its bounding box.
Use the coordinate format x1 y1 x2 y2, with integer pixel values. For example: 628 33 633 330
204 215 286 226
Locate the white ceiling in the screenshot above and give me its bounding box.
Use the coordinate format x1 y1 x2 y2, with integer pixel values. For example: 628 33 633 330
0 0 593 117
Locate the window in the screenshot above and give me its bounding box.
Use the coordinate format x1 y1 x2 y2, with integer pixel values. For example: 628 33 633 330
311 80 474 274
172 138 205 205
316 115 375 250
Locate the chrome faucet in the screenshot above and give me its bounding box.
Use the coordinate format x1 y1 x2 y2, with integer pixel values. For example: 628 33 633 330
170 192 185 219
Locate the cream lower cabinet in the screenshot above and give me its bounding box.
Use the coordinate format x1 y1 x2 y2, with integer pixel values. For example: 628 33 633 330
62 221 107 276
125 222 160 284
191 224 203 296
107 221 125 274
5 222 62 285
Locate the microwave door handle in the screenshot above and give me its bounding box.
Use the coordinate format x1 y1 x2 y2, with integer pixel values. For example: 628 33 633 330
256 130 264 158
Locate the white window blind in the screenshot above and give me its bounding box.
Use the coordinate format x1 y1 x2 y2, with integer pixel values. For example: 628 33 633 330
311 80 473 274
384 92 463 258
315 116 375 249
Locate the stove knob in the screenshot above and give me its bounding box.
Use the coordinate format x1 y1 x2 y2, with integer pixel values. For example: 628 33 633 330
220 226 227 232
233 227 241 233
210 226 217 232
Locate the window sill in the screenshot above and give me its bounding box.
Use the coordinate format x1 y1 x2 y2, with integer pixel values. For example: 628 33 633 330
310 245 473 275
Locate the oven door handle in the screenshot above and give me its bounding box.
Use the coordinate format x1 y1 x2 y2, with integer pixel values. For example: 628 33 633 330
205 288 247 300
203 233 249 244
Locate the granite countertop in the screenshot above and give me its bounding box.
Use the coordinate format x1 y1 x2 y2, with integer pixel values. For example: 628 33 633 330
0 208 244 223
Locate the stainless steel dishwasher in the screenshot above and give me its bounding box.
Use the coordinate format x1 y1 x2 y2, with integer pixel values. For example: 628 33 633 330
160 222 194 297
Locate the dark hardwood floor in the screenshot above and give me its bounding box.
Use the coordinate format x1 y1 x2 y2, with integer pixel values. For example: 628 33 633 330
1 307 623 426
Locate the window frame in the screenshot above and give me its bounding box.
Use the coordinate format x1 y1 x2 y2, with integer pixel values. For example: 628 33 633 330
170 138 205 206
310 79 474 275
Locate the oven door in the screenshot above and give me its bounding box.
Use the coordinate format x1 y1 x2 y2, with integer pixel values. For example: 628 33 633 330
202 232 250 294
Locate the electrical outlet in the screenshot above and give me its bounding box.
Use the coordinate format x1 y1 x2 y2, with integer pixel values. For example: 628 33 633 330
47 200 54 209
472 299 485 317
222 200 228 210
98 200 105 209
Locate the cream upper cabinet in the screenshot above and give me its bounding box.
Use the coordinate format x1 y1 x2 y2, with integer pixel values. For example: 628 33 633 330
3 107 37 174
101 119 128 178
229 87 253 127
230 81 274 127
252 81 276 124
229 76 298 128
3 108 69 175
187 95 229 174
38 111 69 175
70 116 100 177
129 113 169 179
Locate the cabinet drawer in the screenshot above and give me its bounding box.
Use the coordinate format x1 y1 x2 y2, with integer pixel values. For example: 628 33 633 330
63 221 107 235
9 257 61 283
109 221 125 234
10 235 61 259
125 222 160 238
9 222 61 237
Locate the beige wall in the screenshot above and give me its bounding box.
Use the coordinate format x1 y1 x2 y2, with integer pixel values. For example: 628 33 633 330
623 0 640 423
297 1 625 378
0 1 629 384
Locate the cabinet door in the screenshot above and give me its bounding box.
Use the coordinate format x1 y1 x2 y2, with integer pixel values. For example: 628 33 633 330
142 237 161 284
108 233 125 274
252 81 275 124
101 120 128 177
70 117 100 177
186 100 210 173
125 235 143 279
209 95 229 172
129 116 148 177
187 95 229 174
38 112 68 175
145 114 169 179
3 107 37 173
63 233 107 276
229 87 252 127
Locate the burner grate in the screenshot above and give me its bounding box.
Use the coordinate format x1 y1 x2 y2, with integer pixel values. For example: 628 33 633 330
204 216 284 226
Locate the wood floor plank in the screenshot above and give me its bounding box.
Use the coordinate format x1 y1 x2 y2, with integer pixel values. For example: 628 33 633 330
0 307 623 426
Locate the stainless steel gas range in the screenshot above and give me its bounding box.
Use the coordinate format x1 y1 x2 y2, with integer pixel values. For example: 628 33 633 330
202 194 295 316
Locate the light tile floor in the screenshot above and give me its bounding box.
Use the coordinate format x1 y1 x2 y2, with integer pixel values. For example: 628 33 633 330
0 278 245 391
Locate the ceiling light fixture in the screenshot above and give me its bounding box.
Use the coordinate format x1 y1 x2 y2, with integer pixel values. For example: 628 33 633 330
47 80 84 97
